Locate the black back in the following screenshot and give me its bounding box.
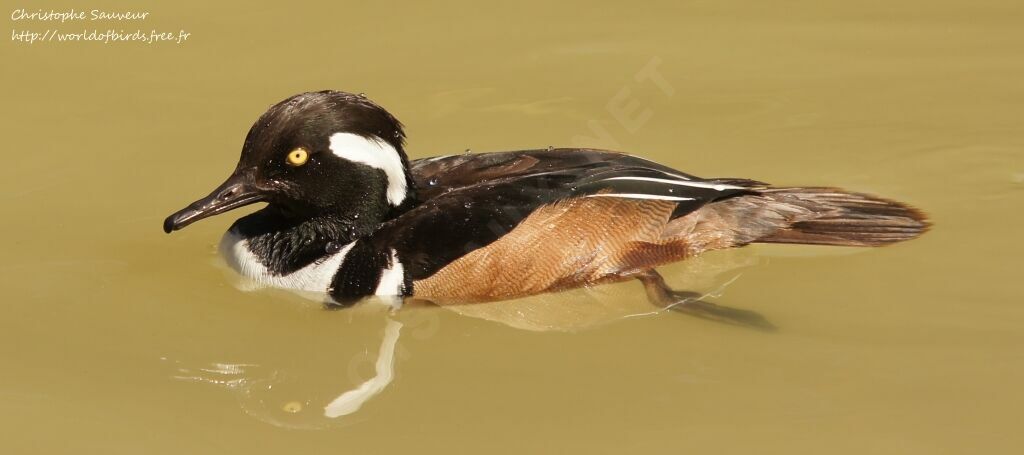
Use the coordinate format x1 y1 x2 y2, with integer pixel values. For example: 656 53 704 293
367 148 760 282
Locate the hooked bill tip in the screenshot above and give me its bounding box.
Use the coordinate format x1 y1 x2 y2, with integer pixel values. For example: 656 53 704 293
162 216 176 234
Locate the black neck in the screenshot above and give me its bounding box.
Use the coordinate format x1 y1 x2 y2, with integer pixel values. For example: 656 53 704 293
230 205 386 275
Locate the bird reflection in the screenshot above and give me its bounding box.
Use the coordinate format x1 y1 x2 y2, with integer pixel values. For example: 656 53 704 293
171 248 768 429
170 316 404 430
323 318 402 418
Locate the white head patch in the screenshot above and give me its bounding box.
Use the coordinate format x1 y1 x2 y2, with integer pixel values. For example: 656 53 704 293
328 132 408 206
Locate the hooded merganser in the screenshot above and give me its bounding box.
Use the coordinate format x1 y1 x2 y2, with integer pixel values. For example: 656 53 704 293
164 90 928 321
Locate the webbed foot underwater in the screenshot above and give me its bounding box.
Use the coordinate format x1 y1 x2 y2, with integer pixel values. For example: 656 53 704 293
164 90 929 313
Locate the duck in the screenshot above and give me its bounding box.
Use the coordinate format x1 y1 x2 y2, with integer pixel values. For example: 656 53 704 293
164 90 928 324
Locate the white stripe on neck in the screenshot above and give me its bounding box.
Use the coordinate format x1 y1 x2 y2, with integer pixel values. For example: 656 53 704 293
220 230 355 293
374 250 405 296
328 132 408 206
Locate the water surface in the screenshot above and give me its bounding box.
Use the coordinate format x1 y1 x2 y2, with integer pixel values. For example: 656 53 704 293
3 0 1023 453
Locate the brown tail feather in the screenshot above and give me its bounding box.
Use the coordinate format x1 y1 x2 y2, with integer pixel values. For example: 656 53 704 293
665 187 928 253
753 187 930 247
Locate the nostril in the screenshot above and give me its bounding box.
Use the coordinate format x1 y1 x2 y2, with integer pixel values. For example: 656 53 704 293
218 188 237 201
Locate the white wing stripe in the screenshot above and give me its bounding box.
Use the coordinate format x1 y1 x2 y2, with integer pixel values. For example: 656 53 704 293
584 193 696 202
603 175 742 191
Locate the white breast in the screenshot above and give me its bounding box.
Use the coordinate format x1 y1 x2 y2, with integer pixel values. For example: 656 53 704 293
219 230 354 293
374 249 405 296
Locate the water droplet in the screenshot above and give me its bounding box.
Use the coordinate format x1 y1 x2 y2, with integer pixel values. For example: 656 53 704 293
353 214 360 219
668 188 674 193
428 178 439 186
464 148 472 155
357 92 366 98
282 401 303 414
464 202 473 209
547 146 554 151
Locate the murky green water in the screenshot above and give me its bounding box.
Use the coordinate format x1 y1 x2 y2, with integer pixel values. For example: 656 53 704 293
3 0 1023 453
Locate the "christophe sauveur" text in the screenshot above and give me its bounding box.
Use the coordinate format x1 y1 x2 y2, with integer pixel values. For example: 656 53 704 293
11 8 150 22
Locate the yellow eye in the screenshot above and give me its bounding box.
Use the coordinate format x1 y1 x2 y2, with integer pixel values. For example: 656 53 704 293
286 147 309 166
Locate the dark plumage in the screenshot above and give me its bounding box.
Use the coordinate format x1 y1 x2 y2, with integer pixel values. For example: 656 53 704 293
164 90 929 325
